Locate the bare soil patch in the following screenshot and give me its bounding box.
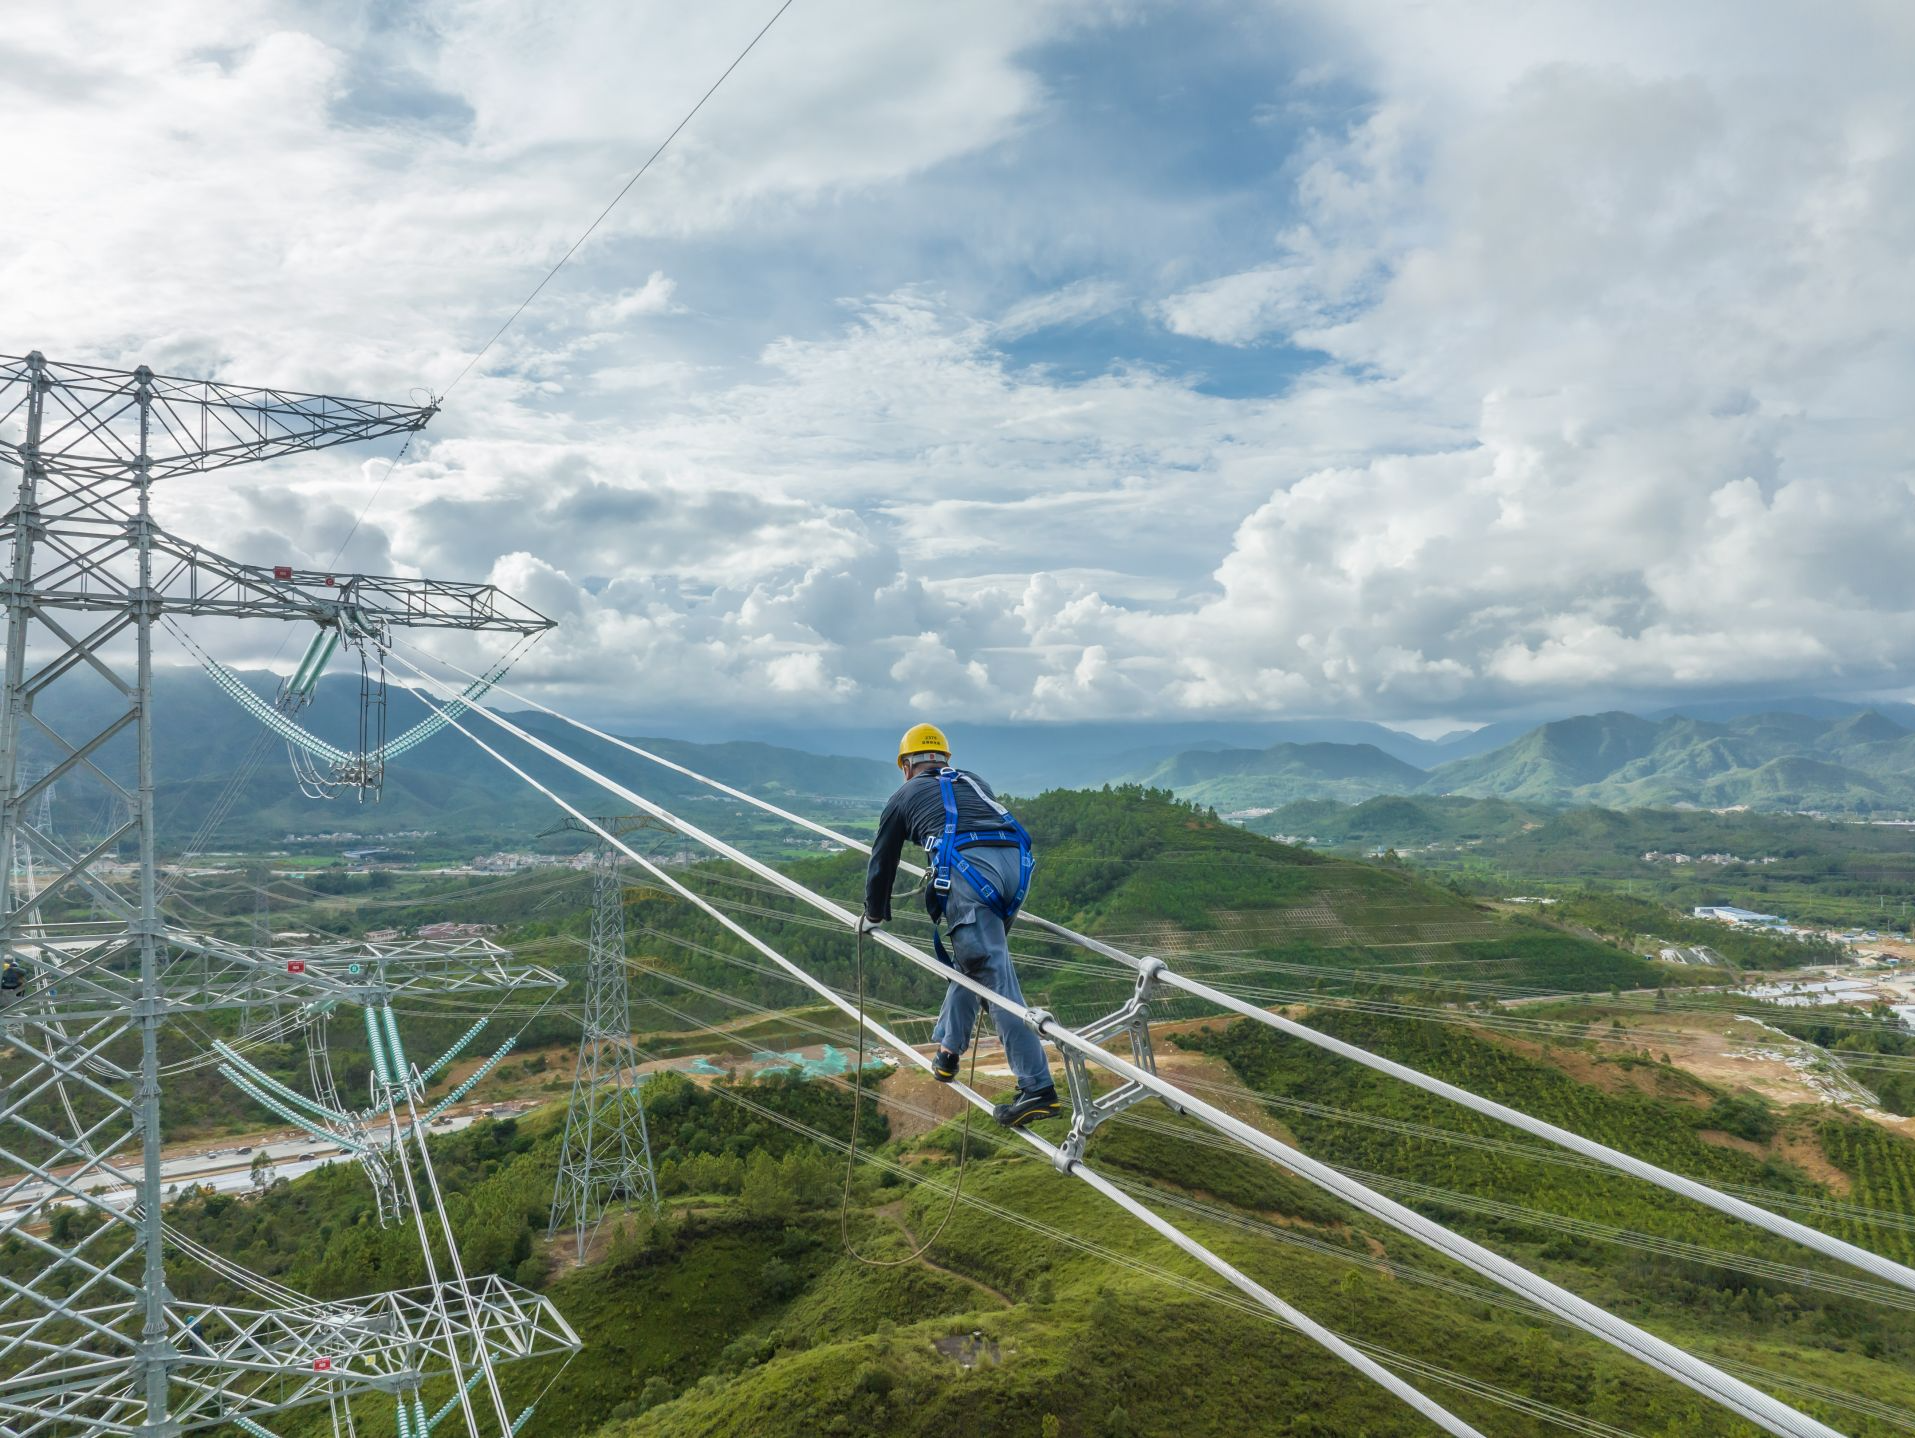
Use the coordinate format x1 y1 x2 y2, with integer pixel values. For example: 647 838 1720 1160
1486 1029 1712 1107
1775 1127 1855 1195
874 1063 974 1143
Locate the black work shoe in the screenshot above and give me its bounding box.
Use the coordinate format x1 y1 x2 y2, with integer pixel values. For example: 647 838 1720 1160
931 1048 961 1083
993 1085 1062 1129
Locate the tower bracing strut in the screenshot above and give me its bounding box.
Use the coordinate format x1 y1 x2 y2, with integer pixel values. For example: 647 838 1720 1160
548 818 660 1261
0 351 567 1434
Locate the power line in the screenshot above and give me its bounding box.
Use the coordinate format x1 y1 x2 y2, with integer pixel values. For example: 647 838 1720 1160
389 657 1843 1438
439 0 800 403
335 0 798 575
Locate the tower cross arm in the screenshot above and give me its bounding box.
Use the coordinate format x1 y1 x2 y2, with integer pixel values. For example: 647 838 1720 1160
0 352 436 481
144 532 555 634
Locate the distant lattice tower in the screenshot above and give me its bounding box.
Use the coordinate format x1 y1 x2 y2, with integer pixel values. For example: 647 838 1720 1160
237 876 278 1038
8 762 50 891
550 823 660 1259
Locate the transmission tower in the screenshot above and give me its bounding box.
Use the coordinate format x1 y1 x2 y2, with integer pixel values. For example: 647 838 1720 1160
549 817 660 1260
7 763 50 906
237 876 275 1039
0 351 575 1434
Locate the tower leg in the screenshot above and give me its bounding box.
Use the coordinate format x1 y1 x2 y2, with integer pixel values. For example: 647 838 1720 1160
132 371 173 1431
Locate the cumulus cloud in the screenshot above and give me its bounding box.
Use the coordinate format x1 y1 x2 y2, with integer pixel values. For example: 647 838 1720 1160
596 272 681 323
1158 264 1321 346
11 2 1915 732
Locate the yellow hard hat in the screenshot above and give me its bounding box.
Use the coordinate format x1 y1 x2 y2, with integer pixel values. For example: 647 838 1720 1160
897 722 950 770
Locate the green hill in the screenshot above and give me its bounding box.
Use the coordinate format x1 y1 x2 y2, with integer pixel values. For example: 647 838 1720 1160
84 786 1915 1436
139 1013 1915 1438
588 786 1672 1050
1424 709 1915 813
1126 741 1425 809
1422 711 1662 800
1244 793 1915 933
1111 707 1915 817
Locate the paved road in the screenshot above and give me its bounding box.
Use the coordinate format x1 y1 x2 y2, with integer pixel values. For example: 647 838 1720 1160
0 1104 530 1225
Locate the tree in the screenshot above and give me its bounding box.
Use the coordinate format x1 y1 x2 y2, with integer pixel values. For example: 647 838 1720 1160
249 1151 277 1189
758 1256 800 1301
741 1150 795 1221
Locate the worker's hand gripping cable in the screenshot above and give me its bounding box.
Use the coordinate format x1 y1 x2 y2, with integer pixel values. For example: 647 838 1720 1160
391 653 1839 1439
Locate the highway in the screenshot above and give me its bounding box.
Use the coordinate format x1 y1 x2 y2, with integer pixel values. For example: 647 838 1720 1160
0 1103 529 1227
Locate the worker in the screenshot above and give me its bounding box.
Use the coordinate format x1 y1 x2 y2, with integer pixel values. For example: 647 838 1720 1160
861 723 1060 1128
0 957 24 1004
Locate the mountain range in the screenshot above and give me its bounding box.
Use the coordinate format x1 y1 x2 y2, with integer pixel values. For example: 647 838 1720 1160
20 667 899 849
21 666 1915 850
1124 706 1915 815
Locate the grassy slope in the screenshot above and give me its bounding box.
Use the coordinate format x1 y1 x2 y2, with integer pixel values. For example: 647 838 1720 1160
614 1127 1753 1438
83 789 1915 1434
1252 793 1915 933
127 1005 1915 1437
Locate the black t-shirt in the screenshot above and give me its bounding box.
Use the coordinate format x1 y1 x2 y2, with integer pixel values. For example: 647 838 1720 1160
863 769 1015 920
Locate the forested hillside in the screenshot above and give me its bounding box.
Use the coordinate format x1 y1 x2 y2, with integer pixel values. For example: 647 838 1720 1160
1248 795 1915 931
42 787 1909 1435
131 1009 1915 1437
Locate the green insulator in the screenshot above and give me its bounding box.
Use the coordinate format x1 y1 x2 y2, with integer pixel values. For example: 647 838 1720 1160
413 1395 427 1436
288 630 326 696
511 1407 536 1436
381 1005 408 1076
419 1019 487 1084
424 1372 485 1435
290 628 341 698
394 1396 411 1439
363 1006 391 1087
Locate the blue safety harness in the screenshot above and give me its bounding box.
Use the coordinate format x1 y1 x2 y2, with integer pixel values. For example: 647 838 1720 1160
923 767 1035 966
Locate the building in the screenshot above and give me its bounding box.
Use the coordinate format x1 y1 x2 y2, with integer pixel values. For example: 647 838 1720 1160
415 921 497 941
1692 905 1784 926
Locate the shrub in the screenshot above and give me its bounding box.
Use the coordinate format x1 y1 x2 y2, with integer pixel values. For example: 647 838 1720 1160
758 1256 801 1301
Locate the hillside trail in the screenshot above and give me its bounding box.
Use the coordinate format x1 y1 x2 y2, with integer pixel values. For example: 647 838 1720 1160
873 1197 1013 1308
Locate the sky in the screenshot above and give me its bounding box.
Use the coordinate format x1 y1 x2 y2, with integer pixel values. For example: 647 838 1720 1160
5 0 1915 736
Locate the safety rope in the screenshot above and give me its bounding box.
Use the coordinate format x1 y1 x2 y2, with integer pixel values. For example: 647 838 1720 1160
839 924 975 1267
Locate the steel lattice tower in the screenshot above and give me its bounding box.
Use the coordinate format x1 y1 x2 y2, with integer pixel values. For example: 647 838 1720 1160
0 351 575 1434
549 821 659 1260
237 879 275 1040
